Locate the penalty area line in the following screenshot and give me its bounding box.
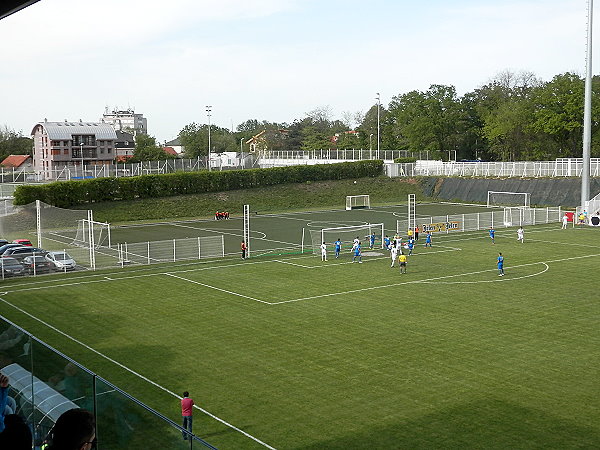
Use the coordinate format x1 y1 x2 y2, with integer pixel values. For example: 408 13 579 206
164 273 272 304
0 296 276 450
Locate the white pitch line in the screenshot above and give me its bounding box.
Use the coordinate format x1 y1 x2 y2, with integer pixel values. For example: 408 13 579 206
164 273 272 304
416 263 550 284
273 260 313 268
0 297 276 450
269 253 600 305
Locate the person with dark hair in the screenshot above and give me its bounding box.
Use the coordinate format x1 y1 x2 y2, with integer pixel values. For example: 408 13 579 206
46 408 96 450
0 414 33 449
181 391 194 440
0 373 8 433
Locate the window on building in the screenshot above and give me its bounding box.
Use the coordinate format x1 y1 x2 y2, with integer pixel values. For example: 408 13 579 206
63 149 69 155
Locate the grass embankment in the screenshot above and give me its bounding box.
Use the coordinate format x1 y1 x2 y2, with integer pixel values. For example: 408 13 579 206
81 176 429 223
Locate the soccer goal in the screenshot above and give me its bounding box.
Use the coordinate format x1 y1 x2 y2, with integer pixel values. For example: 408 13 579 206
346 195 370 210
487 191 531 208
503 207 533 227
73 219 112 248
309 223 385 254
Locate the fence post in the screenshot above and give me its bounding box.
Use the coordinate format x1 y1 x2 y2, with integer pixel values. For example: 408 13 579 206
147 242 151 265
173 239 176 262
198 237 201 259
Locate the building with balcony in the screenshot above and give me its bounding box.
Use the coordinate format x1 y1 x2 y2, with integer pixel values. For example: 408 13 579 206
31 120 117 176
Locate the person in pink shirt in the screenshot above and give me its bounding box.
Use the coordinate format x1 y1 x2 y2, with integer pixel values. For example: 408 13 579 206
181 391 194 440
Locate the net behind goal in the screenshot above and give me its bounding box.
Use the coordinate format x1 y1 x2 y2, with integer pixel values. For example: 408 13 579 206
487 191 531 208
346 195 370 210
309 223 385 254
73 219 111 248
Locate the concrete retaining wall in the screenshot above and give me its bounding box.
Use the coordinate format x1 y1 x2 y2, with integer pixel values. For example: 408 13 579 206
420 177 600 208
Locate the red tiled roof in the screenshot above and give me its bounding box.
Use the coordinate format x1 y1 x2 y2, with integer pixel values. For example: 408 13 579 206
163 147 178 156
1 154 30 168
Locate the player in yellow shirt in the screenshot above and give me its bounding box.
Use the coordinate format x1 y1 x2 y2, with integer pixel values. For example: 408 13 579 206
407 228 414 239
398 253 408 274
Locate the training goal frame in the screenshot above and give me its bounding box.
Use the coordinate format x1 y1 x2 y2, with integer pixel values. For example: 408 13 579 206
487 191 531 208
346 195 370 210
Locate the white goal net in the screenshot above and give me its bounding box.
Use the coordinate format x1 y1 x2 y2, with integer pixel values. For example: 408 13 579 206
487 191 531 208
503 207 533 227
73 219 111 248
309 223 385 255
346 195 370 210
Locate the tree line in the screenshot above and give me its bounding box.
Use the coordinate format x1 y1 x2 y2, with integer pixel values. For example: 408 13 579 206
2 70 599 163
180 70 600 161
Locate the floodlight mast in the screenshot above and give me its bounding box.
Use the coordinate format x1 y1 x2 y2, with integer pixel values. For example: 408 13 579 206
582 0 593 207
206 105 212 172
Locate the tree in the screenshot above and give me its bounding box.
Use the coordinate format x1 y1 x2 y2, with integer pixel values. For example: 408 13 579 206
130 134 175 162
0 126 32 163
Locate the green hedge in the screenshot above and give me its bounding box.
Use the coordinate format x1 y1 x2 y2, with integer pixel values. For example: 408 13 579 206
14 160 383 207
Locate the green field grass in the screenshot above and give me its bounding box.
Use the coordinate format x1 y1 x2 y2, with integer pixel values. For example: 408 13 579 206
1 218 599 448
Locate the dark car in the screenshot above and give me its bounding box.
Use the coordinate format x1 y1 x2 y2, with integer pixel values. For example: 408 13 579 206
0 239 9 246
2 247 47 261
22 256 51 274
0 257 25 277
0 243 26 255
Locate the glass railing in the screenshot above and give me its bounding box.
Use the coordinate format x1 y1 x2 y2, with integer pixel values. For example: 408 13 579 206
0 316 216 449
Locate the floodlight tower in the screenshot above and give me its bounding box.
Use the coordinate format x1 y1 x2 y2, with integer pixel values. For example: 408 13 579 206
206 105 212 171
582 0 593 207
376 93 381 158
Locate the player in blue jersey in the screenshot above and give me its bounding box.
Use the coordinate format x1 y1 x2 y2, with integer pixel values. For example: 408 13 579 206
352 242 362 263
369 232 376 249
384 235 391 250
424 232 432 247
334 238 342 259
497 252 504 276
407 238 415 255
489 227 495 244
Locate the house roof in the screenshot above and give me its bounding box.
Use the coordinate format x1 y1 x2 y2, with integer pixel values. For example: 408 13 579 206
163 147 178 156
32 121 117 140
1 154 31 168
165 138 181 146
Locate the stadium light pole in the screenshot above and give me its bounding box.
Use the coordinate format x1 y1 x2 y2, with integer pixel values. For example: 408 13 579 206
79 141 84 175
376 93 380 157
206 105 212 171
582 0 593 208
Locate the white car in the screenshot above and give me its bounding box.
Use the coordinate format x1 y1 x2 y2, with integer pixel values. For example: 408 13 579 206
45 251 76 271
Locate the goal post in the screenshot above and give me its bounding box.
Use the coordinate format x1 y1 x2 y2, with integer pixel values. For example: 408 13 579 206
73 218 112 249
309 223 385 254
346 195 370 210
487 191 531 208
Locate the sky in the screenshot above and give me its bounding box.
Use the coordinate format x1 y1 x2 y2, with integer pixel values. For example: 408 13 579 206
0 0 596 143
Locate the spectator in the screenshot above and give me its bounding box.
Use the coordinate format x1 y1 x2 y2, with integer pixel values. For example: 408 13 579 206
0 373 8 433
0 414 32 450
45 408 96 450
181 391 194 440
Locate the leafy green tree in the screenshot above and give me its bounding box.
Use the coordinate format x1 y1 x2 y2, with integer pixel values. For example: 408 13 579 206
130 134 175 162
0 126 32 163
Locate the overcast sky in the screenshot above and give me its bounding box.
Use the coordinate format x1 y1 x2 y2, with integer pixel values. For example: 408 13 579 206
0 0 595 143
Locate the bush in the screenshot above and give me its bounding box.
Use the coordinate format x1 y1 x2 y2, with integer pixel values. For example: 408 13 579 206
13 160 384 207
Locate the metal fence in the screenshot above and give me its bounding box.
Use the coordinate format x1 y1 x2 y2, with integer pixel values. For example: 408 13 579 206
0 316 216 449
396 207 563 234
385 159 600 178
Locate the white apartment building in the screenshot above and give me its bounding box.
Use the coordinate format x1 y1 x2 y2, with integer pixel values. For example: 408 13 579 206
101 107 148 135
31 120 117 177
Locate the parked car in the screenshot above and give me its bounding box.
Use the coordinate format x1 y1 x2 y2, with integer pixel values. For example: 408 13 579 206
13 239 33 247
0 257 25 277
0 239 9 246
22 255 51 274
0 243 26 255
2 247 47 261
45 251 76 271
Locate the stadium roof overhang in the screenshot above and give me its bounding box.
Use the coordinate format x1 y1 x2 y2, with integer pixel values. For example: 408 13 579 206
0 0 41 21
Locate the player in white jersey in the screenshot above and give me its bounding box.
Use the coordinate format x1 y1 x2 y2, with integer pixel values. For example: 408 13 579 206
517 227 524 243
390 245 398 267
320 242 327 261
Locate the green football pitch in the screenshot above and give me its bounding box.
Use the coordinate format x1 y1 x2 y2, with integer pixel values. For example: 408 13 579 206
1 205 599 449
